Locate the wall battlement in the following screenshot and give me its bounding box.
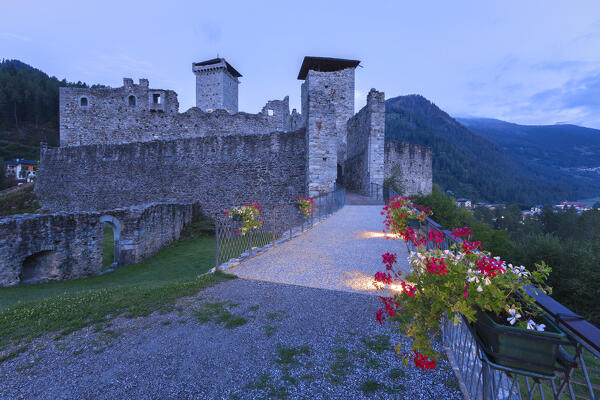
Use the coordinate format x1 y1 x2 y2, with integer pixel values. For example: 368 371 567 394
60 78 296 147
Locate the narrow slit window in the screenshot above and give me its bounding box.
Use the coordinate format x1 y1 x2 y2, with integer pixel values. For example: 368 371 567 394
128 95 136 106
153 93 161 104
80 97 88 107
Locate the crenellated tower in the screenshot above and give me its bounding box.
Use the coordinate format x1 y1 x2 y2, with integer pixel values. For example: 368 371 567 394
192 58 241 113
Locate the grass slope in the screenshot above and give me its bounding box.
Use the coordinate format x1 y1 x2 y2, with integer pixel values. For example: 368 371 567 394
0 234 232 348
0 184 40 216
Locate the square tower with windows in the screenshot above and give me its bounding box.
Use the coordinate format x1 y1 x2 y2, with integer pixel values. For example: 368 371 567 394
192 58 241 113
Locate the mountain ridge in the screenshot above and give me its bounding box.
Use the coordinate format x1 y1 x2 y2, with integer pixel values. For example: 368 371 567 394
385 95 600 204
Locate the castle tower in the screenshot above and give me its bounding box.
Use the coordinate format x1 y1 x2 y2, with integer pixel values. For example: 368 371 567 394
192 58 241 113
298 56 360 196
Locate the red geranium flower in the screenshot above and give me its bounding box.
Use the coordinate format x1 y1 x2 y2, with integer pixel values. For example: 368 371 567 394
414 351 436 370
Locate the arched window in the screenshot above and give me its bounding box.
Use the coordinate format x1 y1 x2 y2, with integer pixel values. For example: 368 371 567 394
80 97 88 107
128 95 136 106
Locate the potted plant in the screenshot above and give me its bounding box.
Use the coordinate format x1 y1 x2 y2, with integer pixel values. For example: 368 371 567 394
225 201 263 236
374 197 563 374
295 195 315 218
471 305 567 375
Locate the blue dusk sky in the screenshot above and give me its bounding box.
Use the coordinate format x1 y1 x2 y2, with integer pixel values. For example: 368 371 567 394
2 1 600 128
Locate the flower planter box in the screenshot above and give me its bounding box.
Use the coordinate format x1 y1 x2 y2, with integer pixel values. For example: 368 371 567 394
472 310 568 375
407 219 422 229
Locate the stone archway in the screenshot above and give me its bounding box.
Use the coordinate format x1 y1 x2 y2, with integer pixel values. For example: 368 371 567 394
100 215 121 267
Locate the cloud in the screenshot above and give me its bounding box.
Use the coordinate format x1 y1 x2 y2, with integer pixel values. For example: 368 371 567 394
0 32 31 42
458 57 600 128
199 21 222 44
529 72 600 123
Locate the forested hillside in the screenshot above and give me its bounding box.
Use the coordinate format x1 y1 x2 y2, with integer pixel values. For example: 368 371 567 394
0 59 101 160
458 117 600 169
385 95 600 204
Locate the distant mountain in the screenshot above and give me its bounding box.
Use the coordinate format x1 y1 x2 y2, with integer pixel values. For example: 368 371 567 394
457 117 600 169
385 95 600 204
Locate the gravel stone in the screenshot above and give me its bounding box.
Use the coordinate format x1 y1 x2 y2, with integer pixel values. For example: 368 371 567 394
0 279 461 400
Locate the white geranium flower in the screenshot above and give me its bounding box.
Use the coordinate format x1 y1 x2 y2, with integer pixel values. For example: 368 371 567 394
477 285 483 292
527 320 536 330
536 324 546 332
507 307 521 325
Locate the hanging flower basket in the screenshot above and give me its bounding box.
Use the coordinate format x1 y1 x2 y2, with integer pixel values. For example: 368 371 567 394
225 202 263 236
295 196 315 218
472 308 568 375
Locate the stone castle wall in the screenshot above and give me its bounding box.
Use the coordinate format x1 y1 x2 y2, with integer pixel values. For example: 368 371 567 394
384 141 432 196
60 79 294 147
0 202 196 287
301 68 355 163
36 130 307 216
343 89 386 195
302 68 355 196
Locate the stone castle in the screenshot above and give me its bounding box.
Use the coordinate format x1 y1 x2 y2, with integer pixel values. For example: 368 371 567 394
0 56 432 287
38 56 431 211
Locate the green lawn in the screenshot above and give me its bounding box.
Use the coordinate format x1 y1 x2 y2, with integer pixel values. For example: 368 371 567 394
0 235 233 348
102 225 115 269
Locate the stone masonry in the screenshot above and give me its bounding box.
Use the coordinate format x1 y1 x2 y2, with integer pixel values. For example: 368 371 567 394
344 89 386 195
0 202 196 287
59 79 293 147
384 141 433 196
193 58 241 113
36 130 307 216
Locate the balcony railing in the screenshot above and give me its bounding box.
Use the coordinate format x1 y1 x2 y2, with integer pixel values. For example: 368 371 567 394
374 183 600 400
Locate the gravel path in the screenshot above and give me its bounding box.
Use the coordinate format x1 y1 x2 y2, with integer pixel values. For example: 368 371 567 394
0 279 460 400
228 205 410 294
0 206 461 399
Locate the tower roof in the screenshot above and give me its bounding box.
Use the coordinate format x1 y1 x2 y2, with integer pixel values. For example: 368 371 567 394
297 56 360 80
193 58 242 78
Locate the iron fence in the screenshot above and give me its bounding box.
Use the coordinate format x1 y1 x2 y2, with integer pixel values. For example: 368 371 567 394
369 182 384 202
382 185 600 400
214 188 346 269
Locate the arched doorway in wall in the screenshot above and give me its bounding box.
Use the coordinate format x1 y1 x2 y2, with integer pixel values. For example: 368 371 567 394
100 215 121 269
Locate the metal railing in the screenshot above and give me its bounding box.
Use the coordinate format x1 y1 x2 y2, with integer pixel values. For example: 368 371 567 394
383 185 600 400
214 188 346 269
369 182 385 202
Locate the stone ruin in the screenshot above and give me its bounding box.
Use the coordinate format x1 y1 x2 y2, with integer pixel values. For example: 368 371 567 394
0 56 432 286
